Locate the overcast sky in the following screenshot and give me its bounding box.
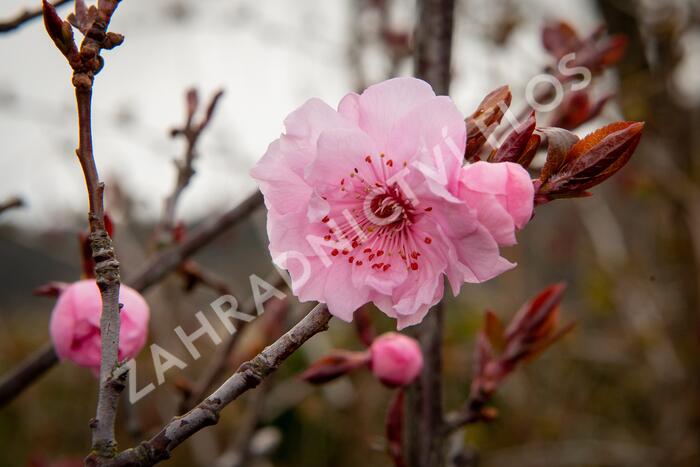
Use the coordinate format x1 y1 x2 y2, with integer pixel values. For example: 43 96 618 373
0 0 599 231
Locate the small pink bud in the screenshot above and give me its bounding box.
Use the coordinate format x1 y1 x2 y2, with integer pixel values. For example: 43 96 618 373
49 280 150 375
369 332 423 387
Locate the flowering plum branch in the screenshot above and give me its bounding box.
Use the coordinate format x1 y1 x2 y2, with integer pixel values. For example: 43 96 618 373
42 0 127 460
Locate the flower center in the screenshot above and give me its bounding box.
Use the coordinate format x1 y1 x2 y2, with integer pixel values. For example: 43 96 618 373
320 153 433 272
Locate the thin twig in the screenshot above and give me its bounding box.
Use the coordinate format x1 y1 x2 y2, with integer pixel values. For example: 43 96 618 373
0 190 263 408
0 342 58 406
157 88 225 246
100 303 331 467
0 196 24 216
442 393 492 434
0 0 70 33
127 190 263 291
42 0 126 459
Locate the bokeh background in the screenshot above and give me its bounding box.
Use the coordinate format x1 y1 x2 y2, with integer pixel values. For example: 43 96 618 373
1 0 699 466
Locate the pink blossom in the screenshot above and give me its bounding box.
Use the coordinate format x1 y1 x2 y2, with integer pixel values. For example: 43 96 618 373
369 332 423 387
251 77 534 328
49 280 150 375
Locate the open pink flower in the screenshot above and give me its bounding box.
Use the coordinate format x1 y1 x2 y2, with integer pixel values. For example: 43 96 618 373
49 280 150 375
251 77 533 328
370 332 423 387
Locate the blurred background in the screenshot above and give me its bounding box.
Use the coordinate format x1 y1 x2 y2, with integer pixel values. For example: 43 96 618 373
0 0 699 466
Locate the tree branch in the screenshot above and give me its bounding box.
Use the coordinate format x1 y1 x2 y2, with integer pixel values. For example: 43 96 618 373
413 0 455 95
156 88 225 246
406 1 455 466
442 391 493 434
97 303 331 467
42 0 126 459
406 304 446 467
0 196 24 216
0 342 58 406
0 0 70 33
127 190 263 291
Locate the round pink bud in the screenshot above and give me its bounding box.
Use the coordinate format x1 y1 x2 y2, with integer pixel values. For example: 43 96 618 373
49 280 150 375
369 332 423 387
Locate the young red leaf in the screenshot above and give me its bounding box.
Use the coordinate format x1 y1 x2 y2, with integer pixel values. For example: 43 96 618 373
539 121 644 200
300 350 370 385
354 305 376 347
465 85 511 160
33 281 69 298
489 111 536 164
542 21 581 59
483 310 506 353
103 212 114 238
42 0 78 58
78 231 95 279
503 283 571 363
599 34 628 68
538 127 580 182
517 133 541 168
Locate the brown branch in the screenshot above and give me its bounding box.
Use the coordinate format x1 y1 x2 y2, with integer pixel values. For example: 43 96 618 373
0 196 24 216
406 304 446 467
42 0 126 459
413 0 455 96
97 303 331 467
406 1 455 466
0 342 58 406
156 88 225 246
0 0 70 33
128 190 263 291
442 391 495 434
0 190 264 409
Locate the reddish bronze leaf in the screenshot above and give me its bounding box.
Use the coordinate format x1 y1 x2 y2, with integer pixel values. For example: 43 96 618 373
42 0 78 58
542 21 581 59
465 86 511 160
483 310 506 353
537 121 644 201
33 281 69 298
470 284 574 398
538 127 580 182
300 350 370 385
517 133 541 168
489 111 536 164
354 305 376 347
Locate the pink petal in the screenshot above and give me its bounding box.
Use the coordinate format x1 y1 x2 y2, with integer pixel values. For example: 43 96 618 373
353 77 436 150
385 96 466 193
251 140 312 216
306 127 378 193
459 161 534 234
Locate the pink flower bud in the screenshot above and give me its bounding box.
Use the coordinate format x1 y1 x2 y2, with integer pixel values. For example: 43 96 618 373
369 332 423 387
49 280 150 375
